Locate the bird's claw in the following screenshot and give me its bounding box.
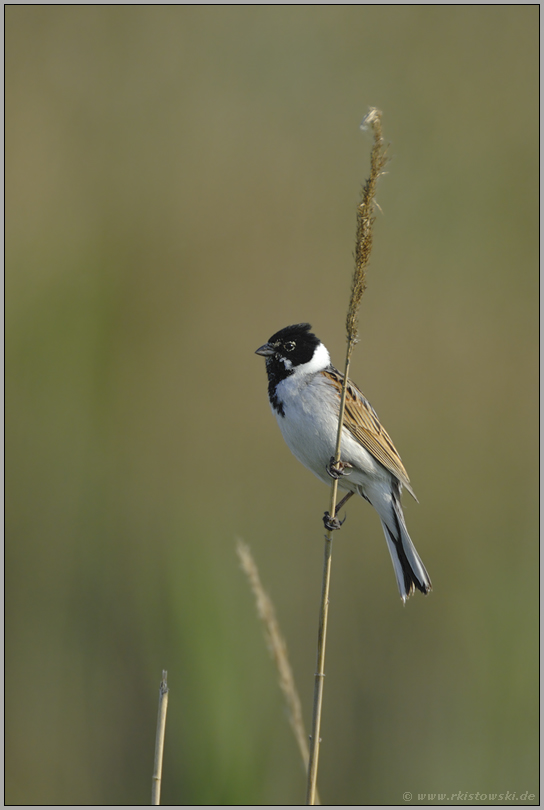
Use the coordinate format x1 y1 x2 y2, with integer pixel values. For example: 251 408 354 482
326 457 353 480
323 511 346 531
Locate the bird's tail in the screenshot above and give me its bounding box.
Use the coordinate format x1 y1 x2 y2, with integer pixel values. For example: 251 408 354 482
380 491 432 602
382 520 431 602
360 478 431 602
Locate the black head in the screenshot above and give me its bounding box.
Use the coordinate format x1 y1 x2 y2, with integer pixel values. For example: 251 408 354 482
255 323 321 369
255 324 324 414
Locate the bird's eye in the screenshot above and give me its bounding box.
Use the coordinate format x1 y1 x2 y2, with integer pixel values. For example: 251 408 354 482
284 341 295 352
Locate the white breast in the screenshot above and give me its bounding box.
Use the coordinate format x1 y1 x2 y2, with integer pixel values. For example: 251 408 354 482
273 363 390 492
273 370 340 484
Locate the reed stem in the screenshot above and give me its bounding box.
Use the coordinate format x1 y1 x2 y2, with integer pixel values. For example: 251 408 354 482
151 670 169 806
305 108 388 806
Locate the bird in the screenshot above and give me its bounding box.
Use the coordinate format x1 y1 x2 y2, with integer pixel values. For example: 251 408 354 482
255 322 431 602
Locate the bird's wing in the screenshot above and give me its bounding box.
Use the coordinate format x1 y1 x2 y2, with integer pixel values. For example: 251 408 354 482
322 368 417 500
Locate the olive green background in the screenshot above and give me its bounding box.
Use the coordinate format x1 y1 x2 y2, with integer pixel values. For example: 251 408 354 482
6 6 538 806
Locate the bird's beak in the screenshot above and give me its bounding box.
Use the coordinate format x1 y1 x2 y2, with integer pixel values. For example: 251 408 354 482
255 342 275 357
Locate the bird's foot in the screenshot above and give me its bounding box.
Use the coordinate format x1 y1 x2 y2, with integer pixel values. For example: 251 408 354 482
322 511 346 531
326 457 353 479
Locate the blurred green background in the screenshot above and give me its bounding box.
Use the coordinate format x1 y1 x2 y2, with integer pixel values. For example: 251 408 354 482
6 6 538 806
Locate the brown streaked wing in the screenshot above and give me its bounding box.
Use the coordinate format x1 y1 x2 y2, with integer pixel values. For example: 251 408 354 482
322 369 417 500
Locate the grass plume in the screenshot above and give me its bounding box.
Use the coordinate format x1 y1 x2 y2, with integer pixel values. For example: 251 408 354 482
347 107 389 345
236 539 321 803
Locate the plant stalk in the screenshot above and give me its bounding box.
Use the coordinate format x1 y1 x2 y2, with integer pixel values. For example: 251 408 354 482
305 348 353 807
151 670 169 805
305 108 387 806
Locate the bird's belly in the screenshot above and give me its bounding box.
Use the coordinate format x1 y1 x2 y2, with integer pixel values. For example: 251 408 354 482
274 384 387 490
276 403 337 484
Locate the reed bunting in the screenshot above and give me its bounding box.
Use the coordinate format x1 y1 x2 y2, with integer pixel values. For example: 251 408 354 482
256 323 431 602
